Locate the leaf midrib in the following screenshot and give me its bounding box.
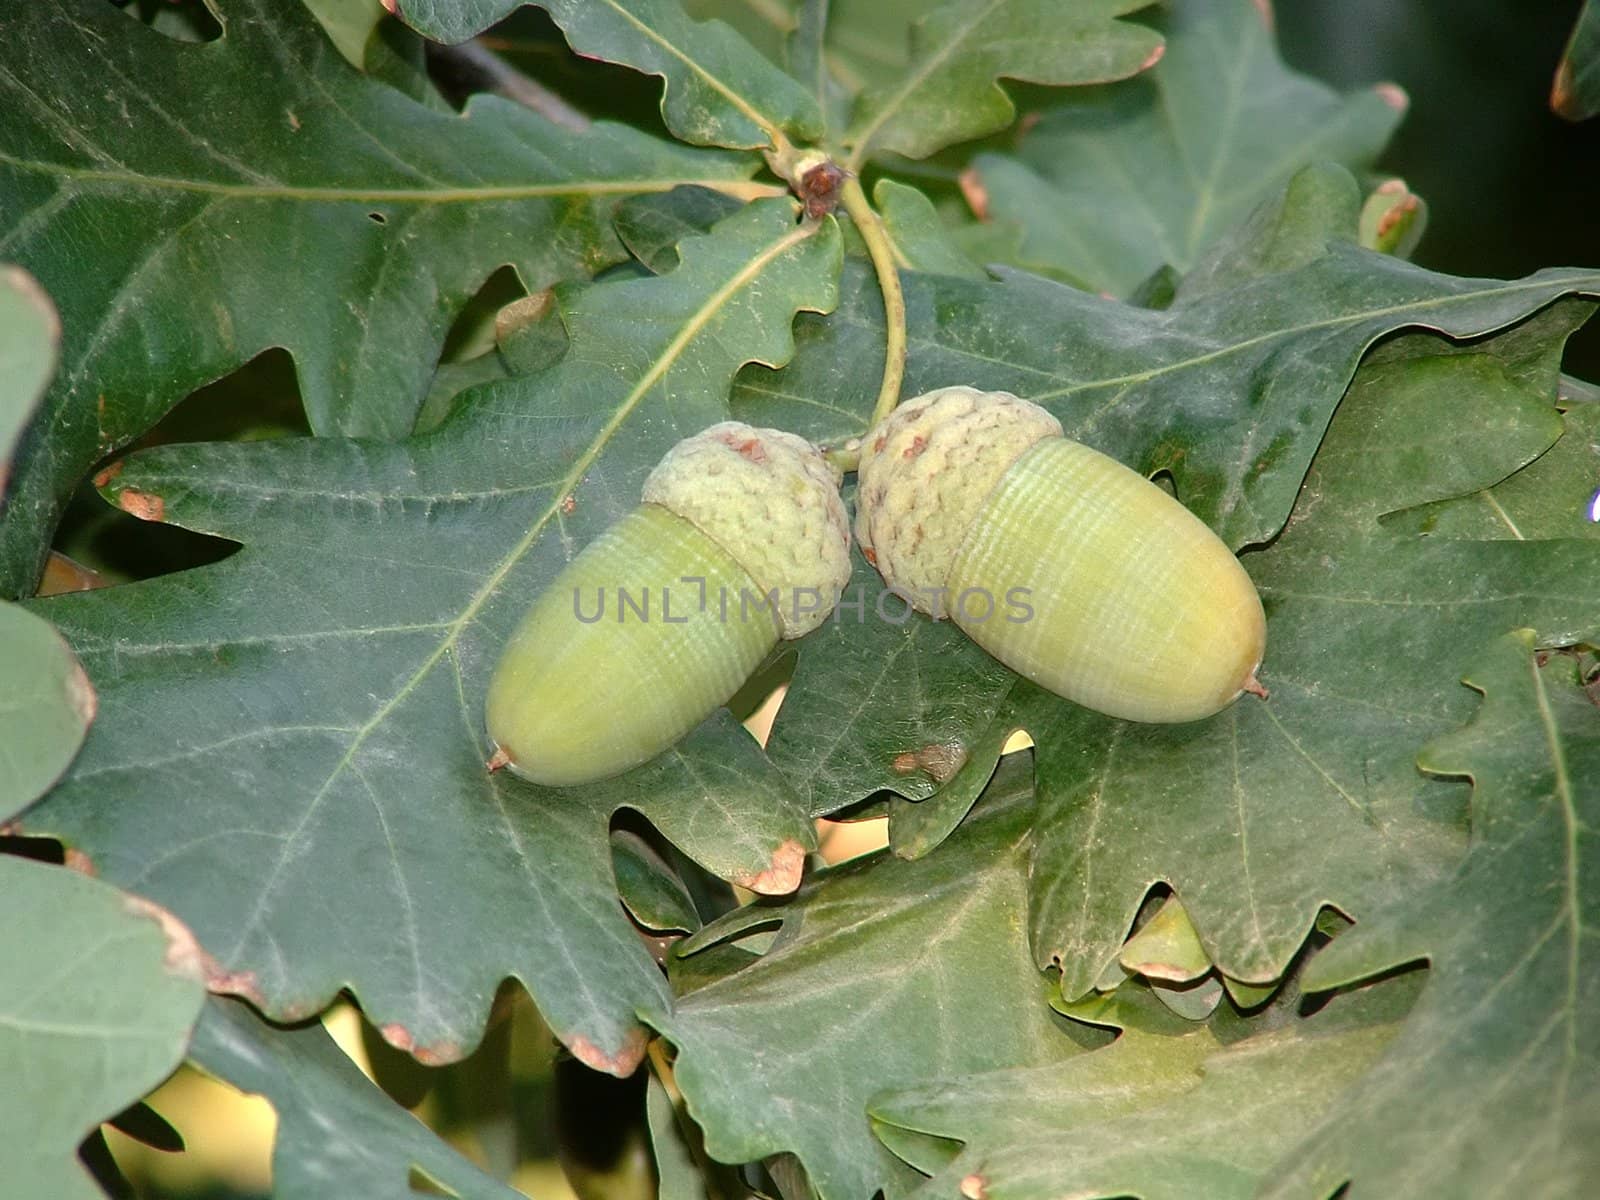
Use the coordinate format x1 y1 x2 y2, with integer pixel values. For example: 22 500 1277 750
0 153 778 204
846 0 1006 169
1526 649 1582 1117
224 217 822 962
1054 272 1600 433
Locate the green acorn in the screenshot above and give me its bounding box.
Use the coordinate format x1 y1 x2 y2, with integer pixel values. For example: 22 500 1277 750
487 422 850 786
854 387 1266 723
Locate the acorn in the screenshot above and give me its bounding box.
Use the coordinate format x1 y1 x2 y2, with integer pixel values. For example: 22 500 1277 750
854 387 1266 723
486 422 851 786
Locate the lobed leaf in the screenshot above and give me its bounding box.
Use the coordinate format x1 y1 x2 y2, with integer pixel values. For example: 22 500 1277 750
738 212 1600 1001
843 0 1161 167
1383 399 1600 542
1026 329 1600 998
873 180 989 281
964 0 1402 295
0 265 57 481
0 605 95 823
738 231 1600 551
0 0 760 595
872 971 1421 1200
1 856 205 1199
189 997 524 1199
0 267 92 821
392 0 823 148
747 235 1600 817
22 200 838 1072
1265 630 1600 1197
654 759 1083 1200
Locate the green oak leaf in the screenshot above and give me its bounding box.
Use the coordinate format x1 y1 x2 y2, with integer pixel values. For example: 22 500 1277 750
966 0 1402 295
0 264 57 480
299 0 387 67
391 0 823 148
648 1072 710 1200
740 234 1600 992
615 187 748 274
1173 160 1363 301
784 0 851 142
614 830 702 934
21 200 838 1074
1383 390 1600 542
0 0 761 596
874 180 988 281
822 0 920 83
2 855 206 1200
384 0 523 42
871 971 1421 1200
1264 630 1600 1199
738 246 1600 817
1118 895 1211 984
1554 0 1600 121
843 0 1163 167
188 997 524 1199
1022 329 1600 1000
737 243 1600 550
1 267 93 821
0 605 95 823
653 759 1083 1200
764 548 1018 818
1357 177 1428 260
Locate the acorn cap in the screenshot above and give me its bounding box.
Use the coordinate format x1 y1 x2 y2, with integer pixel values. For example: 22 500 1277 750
855 387 1061 611
643 421 851 638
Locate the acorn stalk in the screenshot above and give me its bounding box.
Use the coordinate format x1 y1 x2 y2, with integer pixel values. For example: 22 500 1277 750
854 387 1266 723
487 423 850 786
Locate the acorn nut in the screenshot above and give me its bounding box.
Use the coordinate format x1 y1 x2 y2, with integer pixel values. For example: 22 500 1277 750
854 386 1266 723
486 422 850 787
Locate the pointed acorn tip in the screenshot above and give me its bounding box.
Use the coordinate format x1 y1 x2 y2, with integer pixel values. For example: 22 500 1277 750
486 746 512 772
1242 673 1269 701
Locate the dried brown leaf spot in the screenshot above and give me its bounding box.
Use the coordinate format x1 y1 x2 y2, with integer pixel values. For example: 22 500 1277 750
1377 195 1419 239
1375 82 1409 112
958 168 990 222
412 1039 462 1067
568 1027 649 1078
733 838 807 896
66 661 97 727
891 741 968 784
204 965 266 1007
118 489 165 522
1552 61 1578 119
121 894 209 983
